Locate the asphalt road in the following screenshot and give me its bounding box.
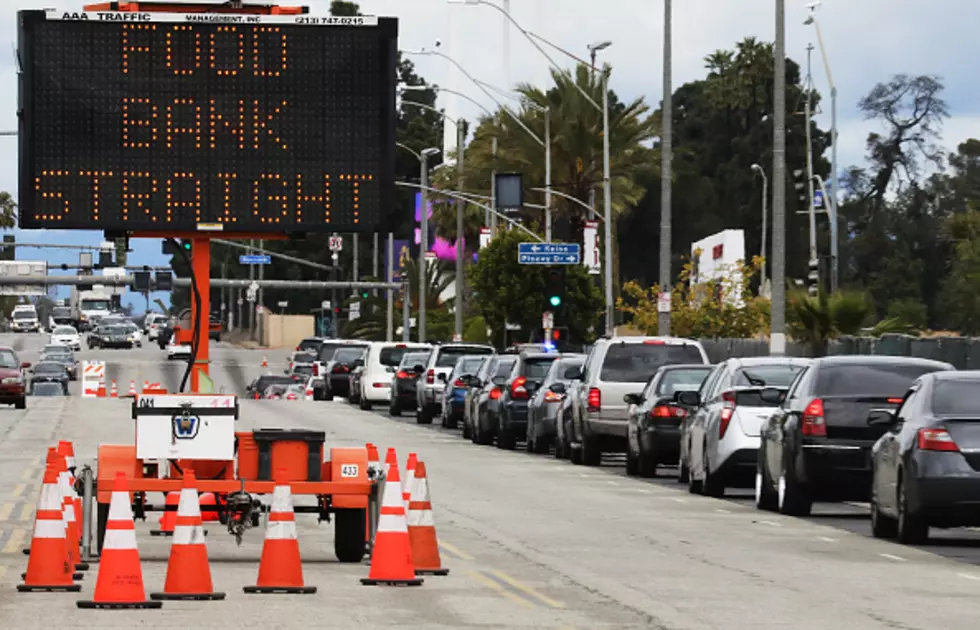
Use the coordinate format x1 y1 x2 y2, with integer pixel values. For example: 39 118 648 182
2 335 980 629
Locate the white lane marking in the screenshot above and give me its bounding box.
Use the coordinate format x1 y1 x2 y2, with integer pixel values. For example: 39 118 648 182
671 497 687 504
957 573 980 582
818 536 837 543
715 508 732 514
879 553 906 562
635 488 651 494
606 481 618 486
759 520 782 527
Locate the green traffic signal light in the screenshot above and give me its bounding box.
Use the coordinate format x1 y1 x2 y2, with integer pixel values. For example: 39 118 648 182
182 241 191 251
361 291 369 299
549 295 562 308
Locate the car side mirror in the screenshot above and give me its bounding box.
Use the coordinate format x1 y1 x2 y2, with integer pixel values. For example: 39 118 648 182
867 409 897 427
623 392 644 405
759 387 785 404
413 364 425 374
676 391 700 407
20 361 31 369
563 366 583 380
549 382 566 394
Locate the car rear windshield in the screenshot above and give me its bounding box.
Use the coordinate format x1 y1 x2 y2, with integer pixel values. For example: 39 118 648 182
292 352 315 364
494 358 517 377
381 346 420 367
333 348 364 364
600 343 705 383
53 327 76 335
0 351 18 369
735 365 805 388
399 352 430 368
292 365 313 378
52 308 70 318
318 343 365 362
932 380 980 416
436 346 494 367
297 339 321 352
32 383 64 396
35 363 64 374
815 363 943 397
657 368 712 396
524 357 558 380
454 357 485 375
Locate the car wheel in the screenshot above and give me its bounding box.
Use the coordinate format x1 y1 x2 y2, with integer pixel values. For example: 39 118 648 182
754 466 778 512
554 428 567 460
777 466 812 516
524 429 535 454
323 391 334 402
870 477 898 539
677 456 690 484
638 446 657 478
532 434 549 455
359 396 371 411
462 415 472 440
388 400 400 417
569 444 583 465
418 404 434 425
896 476 928 544
14 397 26 410
625 441 639 476
496 416 516 450
445 413 458 430
581 435 601 466
701 446 725 498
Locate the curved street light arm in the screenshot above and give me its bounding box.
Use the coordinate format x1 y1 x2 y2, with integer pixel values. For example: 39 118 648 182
475 79 548 114
401 84 495 118
399 100 459 127
396 180 544 242
531 186 603 222
402 47 543 146
396 142 422 161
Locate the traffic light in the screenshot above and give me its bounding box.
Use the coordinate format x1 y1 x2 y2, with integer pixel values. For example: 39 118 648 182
154 271 173 291
181 239 192 252
133 271 151 292
0 234 14 261
794 169 807 205
807 258 820 296
98 250 113 267
544 267 566 310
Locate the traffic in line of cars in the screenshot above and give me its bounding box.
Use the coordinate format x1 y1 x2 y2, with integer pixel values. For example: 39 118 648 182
287 335 980 547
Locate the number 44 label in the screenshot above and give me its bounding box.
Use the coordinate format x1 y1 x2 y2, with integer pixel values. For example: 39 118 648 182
340 464 359 478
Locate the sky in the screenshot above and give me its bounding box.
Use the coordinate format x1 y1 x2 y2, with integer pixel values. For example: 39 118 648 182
0 0 976 312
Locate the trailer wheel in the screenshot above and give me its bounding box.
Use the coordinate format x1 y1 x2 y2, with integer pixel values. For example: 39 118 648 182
334 508 366 563
96 501 109 553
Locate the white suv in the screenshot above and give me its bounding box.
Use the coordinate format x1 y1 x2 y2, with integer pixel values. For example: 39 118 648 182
680 357 810 497
355 342 431 410
416 343 495 424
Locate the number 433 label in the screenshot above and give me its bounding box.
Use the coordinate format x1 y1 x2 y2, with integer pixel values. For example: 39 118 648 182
340 464 359 478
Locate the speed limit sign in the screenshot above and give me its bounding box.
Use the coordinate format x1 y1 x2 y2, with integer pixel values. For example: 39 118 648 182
329 235 343 252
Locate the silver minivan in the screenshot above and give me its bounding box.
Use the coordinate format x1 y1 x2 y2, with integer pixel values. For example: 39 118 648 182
567 336 709 466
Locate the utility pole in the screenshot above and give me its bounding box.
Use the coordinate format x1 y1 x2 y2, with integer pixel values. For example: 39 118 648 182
257 239 264 345
455 119 466 340
804 42 819 292
352 233 359 290
420 151 432 342
658 0 673 336
372 232 379 299
771 0 787 356
386 233 394 341
544 107 552 243
489 135 498 235
248 238 255 340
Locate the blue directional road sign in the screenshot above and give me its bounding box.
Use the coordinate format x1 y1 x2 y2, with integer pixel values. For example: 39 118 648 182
813 189 824 208
239 255 271 265
518 242 581 265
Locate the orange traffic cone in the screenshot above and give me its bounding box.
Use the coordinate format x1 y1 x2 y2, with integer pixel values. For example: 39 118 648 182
97 375 106 398
244 471 316 594
22 448 84 578
408 461 449 576
151 470 225 601
199 493 220 522
77 472 162 609
151 492 179 536
56 441 84 562
143 380 150 393
110 380 118 398
261 356 268 368
402 453 418 508
128 380 137 397
58 440 77 473
17 463 81 592
361 450 423 587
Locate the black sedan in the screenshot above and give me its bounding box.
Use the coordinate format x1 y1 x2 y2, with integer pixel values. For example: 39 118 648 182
870 371 980 544
29 362 70 393
324 346 367 401
389 351 430 416
756 356 954 516
624 364 713 477
40 348 78 381
30 381 67 397
90 325 134 349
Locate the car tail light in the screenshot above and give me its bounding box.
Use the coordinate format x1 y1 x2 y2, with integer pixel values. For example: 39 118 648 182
511 376 529 400
313 364 319 376
426 369 435 384
373 382 386 388
396 370 410 379
295 345 301 351
489 387 502 400
918 428 959 452
332 364 348 374
643 340 665 345
719 407 735 438
587 387 601 412
286 393 298 400
544 390 562 403
887 398 904 404
802 398 826 437
721 390 736 404
651 405 686 419
453 378 466 387
253 392 261 400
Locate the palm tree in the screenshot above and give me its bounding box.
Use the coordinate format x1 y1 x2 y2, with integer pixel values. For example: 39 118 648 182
0 192 16 229
788 288 871 356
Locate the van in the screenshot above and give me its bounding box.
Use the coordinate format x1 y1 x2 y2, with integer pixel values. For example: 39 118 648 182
354 342 431 409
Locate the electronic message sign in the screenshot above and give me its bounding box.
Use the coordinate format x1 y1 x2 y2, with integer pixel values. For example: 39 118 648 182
17 9 398 233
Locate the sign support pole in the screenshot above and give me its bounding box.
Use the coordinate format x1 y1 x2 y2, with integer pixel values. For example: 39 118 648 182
190 236 211 393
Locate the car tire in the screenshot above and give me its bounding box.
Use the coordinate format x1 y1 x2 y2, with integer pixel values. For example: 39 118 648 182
14 397 26 410
677 457 690 484
445 413 458 430
389 400 400 417
687 463 703 494
754 467 778 512
638 448 657 478
777 466 812 517
359 396 371 411
533 434 549 455
896 476 928 545
462 416 472 440
524 429 535 453
701 446 725 498
496 415 516 450
324 390 334 402
625 445 639 476
554 429 567 460
418 404 434 425
581 435 601 467
870 479 898 539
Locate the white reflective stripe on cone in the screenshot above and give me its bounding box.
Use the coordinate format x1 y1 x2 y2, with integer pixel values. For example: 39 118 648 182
173 525 206 546
265 520 298 541
377 513 409 534
66 456 76 469
107 492 134 521
33 518 65 539
177 487 201 518
63 502 76 523
269 486 293 513
39 485 60 511
103 527 138 550
380 479 403 509
407 509 434 528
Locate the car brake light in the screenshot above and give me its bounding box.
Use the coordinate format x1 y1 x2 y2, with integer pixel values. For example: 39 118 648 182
587 387 601 412
333 365 348 374
396 370 410 379
313 364 319 376
719 407 735 438
395 344 406 348
544 390 563 403
887 398 904 404
253 392 260 400
917 428 959 452
651 405 686 419
426 369 435 384
286 393 297 400
802 398 826 437
721 390 736 403
511 376 529 400
295 345 301 351
489 387 502 400
453 378 466 387
643 340 665 344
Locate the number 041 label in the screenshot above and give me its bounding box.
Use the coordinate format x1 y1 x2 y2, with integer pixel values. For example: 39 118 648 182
340 464 359 478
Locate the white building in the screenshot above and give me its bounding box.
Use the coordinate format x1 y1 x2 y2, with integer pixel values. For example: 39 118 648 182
689 229 746 306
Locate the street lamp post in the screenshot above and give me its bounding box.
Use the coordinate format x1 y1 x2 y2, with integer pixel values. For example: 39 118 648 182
751 163 769 294
419 147 441 343
657 0 672 336
771 0 787 356
455 120 466 340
